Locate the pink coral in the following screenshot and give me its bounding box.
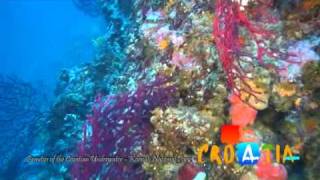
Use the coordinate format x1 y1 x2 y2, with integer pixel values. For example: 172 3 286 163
178 163 205 180
281 38 320 79
170 34 184 47
229 94 257 127
171 51 197 69
256 152 288 180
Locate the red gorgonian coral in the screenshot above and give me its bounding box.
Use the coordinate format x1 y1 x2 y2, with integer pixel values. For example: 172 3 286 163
213 0 299 100
71 75 177 179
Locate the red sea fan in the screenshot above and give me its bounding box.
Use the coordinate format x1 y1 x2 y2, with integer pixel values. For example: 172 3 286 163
213 0 299 99
71 75 177 179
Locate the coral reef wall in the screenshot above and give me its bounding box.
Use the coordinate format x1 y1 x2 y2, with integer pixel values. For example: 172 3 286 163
18 0 320 179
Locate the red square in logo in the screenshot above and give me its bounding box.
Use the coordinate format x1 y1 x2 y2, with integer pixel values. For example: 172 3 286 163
221 125 240 144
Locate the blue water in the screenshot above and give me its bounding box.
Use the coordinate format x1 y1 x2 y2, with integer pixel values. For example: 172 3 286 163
0 1 105 178
0 0 104 93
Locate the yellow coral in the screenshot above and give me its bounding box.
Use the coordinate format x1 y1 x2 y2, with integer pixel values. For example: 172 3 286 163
164 0 175 13
158 39 169 50
295 98 302 108
274 82 296 97
303 0 320 10
239 79 270 110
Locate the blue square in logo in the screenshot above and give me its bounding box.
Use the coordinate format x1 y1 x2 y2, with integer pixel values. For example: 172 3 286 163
236 143 260 166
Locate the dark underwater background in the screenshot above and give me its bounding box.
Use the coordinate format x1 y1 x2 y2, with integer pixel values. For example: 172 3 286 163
0 0 319 179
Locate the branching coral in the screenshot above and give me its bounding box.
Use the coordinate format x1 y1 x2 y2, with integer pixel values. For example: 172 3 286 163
213 0 300 103
71 75 177 179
